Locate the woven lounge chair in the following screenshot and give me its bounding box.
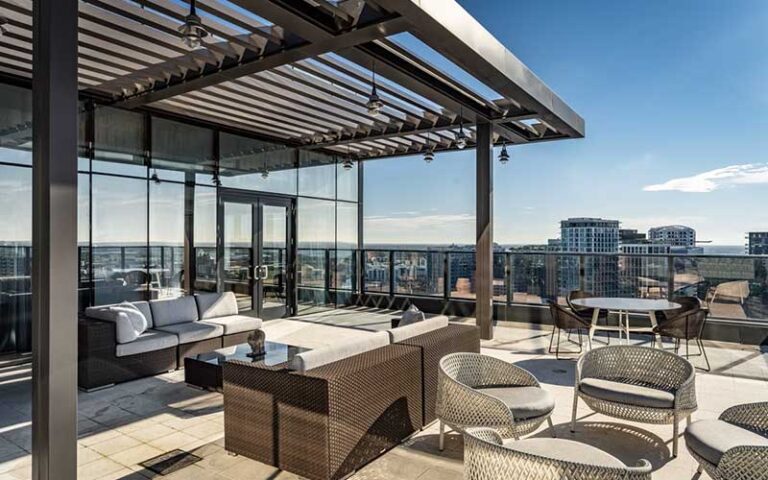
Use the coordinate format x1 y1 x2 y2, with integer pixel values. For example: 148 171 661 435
571 345 697 457
463 427 652 480
685 402 768 480
548 303 592 359
436 352 555 449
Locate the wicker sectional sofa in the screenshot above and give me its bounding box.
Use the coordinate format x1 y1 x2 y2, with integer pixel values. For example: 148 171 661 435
78 292 262 390
223 316 480 480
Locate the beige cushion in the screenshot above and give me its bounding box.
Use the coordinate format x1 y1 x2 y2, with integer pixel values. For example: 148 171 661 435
115 329 178 357
150 296 199 327
387 315 449 343
196 292 239 320
156 322 223 344
503 438 625 468
579 378 675 409
685 419 768 466
201 315 262 335
477 386 555 420
292 331 390 373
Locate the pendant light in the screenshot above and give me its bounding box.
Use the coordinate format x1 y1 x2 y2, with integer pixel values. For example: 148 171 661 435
178 0 208 49
342 144 354 170
261 156 269 179
0 17 9 36
365 61 384 116
455 107 468 149
423 133 434 163
150 169 161 184
212 156 222 187
498 140 510 164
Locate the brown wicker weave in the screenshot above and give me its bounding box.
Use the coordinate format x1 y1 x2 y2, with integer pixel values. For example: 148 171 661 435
548 303 592 358
395 324 480 425
437 352 555 446
687 402 768 480
78 318 177 390
464 427 652 480
572 345 697 457
223 344 423 480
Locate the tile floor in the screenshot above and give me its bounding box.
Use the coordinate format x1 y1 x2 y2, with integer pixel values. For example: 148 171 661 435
0 309 766 480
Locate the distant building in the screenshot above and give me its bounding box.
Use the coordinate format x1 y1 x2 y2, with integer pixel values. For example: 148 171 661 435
619 229 647 244
747 232 768 255
619 244 670 255
648 225 696 248
559 218 620 296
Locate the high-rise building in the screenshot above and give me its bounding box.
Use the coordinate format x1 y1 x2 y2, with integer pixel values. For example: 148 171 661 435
747 232 768 255
619 229 647 244
648 225 696 248
559 218 620 296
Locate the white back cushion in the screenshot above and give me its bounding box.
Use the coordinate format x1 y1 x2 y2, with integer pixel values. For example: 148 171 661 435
399 305 425 326
387 315 449 343
150 296 199 327
111 302 148 336
291 331 390 374
195 292 239 319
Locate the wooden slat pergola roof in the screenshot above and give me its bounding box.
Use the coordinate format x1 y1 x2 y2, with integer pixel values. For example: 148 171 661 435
0 0 584 159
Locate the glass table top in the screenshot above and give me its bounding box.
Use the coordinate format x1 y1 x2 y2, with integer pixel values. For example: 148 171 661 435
191 341 310 368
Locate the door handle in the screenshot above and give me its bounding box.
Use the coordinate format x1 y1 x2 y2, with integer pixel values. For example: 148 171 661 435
256 265 269 280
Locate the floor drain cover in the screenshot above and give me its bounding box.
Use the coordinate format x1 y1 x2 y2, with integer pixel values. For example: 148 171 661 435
140 449 202 475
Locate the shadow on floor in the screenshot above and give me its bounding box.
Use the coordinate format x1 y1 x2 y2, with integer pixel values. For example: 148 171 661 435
512 358 576 387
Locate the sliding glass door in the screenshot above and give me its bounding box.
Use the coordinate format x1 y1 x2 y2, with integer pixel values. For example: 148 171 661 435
219 191 294 320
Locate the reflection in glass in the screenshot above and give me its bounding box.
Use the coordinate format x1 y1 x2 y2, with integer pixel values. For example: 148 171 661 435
364 251 390 294
262 205 288 318
299 150 335 199
449 251 476 299
78 173 91 310
393 251 444 297
224 202 253 312
92 175 149 305
220 133 297 195
335 202 357 290
0 83 32 165
194 186 217 292
337 160 358 202
93 107 146 176
152 117 214 181
150 181 185 299
297 198 335 312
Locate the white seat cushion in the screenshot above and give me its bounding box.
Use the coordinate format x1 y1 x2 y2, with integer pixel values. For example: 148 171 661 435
579 378 675 409
150 296 199 327
477 386 555 420
86 300 154 328
503 438 625 468
115 329 179 357
201 315 262 335
156 322 224 344
685 419 768 466
195 292 239 320
387 315 449 343
292 331 390 373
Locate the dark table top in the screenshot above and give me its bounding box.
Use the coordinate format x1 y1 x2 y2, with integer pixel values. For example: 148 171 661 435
189 341 311 368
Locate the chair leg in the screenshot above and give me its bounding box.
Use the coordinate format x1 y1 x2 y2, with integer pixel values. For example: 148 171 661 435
548 327 556 354
686 415 692 427
547 417 556 438
555 328 561 360
438 420 445 451
697 464 704 474
570 392 579 433
577 329 583 354
698 338 711 372
672 415 679 457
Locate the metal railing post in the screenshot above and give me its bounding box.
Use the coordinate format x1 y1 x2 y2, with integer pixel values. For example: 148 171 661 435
667 255 675 300
388 250 395 297
443 251 450 301
578 254 586 291
324 249 331 304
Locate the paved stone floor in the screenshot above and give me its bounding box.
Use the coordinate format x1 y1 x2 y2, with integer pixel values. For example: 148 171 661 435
0 308 766 479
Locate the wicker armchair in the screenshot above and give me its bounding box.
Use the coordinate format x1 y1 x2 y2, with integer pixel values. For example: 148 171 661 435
571 345 697 457
653 296 710 371
685 402 768 480
463 427 652 480
548 303 592 359
436 353 555 449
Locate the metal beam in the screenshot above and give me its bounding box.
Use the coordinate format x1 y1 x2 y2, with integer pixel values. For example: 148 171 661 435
31 0 79 479
474 122 493 340
109 13 408 109
373 0 585 138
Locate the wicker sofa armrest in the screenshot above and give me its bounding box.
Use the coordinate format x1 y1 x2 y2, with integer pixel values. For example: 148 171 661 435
673 363 697 411
718 445 768 480
720 402 768 433
78 316 117 355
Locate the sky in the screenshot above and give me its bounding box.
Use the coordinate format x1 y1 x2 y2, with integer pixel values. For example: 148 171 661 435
363 0 768 246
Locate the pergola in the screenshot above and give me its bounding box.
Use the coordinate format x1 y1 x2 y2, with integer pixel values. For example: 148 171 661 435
4 1 583 478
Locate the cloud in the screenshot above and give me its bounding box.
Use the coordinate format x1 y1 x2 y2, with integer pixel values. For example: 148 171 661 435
643 163 768 193
364 212 474 244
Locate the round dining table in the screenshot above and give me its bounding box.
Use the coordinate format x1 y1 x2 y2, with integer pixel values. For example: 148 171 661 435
570 297 681 348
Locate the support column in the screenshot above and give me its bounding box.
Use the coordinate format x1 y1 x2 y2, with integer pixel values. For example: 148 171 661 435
184 172 196 295
475 123 494 340
32 1 79 479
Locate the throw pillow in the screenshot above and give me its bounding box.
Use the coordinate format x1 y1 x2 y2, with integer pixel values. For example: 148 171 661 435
109 302 148 342
399 305 425 326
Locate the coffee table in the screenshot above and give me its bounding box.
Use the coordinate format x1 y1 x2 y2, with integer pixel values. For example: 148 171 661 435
184 341 310 391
